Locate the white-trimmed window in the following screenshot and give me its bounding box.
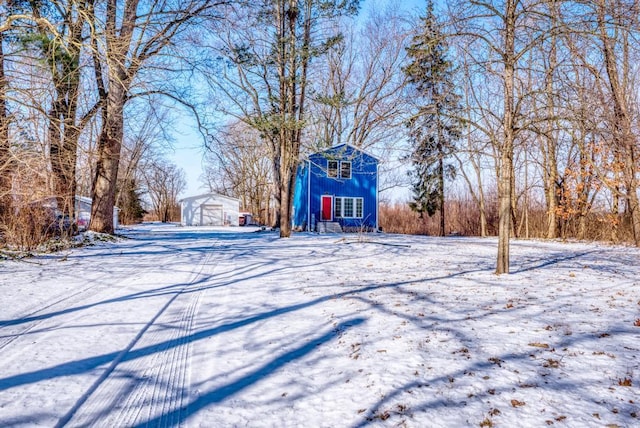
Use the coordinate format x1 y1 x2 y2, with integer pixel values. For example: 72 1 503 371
334 197 342 219
355 198 363 217
334 197 363 218
327 160 352 179
327 160 338 178
340 161 352 179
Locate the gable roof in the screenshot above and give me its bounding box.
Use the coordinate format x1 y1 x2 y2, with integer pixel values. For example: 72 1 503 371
179 192 240 204
310 143 380 162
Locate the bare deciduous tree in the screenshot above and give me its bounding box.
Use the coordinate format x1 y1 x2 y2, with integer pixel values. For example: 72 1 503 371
308 7 410 153
204 121 273 225
448 0 561 273
90 0 225 233
142 159 185 223
594 0 640 245
206 0 360 237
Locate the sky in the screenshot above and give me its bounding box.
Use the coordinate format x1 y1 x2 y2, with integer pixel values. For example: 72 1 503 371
166 125 208 198
1 223 638 426
166 0 428 200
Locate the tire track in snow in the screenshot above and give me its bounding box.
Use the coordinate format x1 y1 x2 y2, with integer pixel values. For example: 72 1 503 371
107 273 204 428
0 237 202 356
60 239 218 427
0 260 149 354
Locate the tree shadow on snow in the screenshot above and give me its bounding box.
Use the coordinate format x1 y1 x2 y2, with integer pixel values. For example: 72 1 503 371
131 318 365 427
0 285 367 393
0 239 366 329
350 323 638 427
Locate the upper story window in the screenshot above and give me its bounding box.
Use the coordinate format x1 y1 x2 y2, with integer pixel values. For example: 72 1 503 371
327 159 351 179
328 160 338 178
340 161 351 179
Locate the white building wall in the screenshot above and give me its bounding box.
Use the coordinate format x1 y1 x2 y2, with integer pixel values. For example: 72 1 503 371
180 193 240 226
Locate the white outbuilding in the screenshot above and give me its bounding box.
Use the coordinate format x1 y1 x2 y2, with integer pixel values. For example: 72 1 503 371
74 196 120 230
180 193 240 226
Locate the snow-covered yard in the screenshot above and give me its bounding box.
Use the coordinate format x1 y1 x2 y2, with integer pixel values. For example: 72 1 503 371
0 223 638 427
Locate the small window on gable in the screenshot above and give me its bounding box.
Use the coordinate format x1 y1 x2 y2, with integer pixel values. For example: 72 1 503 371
328 160 338 178
340 161 352 179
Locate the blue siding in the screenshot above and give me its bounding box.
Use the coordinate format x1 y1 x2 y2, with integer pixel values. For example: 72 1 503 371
292 144 378 231
292 161 310 229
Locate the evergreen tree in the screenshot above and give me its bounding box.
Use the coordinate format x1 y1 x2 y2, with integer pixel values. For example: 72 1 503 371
403 0 461 236
117 178 146 225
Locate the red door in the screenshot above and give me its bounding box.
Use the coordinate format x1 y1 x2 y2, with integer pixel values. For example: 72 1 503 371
321 195 332 221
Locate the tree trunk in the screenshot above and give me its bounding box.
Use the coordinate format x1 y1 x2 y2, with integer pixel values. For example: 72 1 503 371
510 160 517 238
90 88 125 234
280 0 297 238
278 149 292 238
272 138 283 230
496 150 513 274
278 160 297 237
277 132 299 237
496 0 516 274
545 138 559 239
576 136 590 240
611 187 619 242
543 0 560 240
0 32 12 223
89 0 137 234
438 155 445 236
623 150 640 244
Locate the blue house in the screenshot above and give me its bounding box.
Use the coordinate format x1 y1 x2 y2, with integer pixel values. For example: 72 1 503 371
292 144 379 232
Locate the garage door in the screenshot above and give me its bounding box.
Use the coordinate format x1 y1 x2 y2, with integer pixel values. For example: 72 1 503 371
200 204 223 226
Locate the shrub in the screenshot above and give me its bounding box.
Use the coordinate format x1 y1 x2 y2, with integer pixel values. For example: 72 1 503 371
0 204 70 252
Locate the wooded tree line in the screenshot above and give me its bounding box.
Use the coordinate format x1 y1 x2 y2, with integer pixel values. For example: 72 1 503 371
442 0 640 273
0 0 204 243
1 1 639 274
390 0 640 273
